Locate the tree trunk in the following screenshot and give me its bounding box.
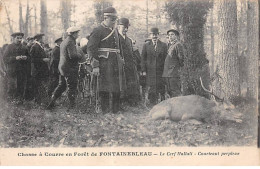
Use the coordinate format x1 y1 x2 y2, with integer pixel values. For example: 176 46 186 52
4 4 13 35
40 0 48 42
19 0 24 33
246 0 259 100
33 4 37 35
213 0 240 100
24 0 30 37
61 0 71 31
210 8 214 77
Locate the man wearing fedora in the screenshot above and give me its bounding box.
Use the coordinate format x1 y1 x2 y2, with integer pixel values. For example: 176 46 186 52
30 33 50 104
162 29 184 98
47 37 62 97
117 17 140 106
87 7 126 113
3 32 30 103
47 27 83 110
141 27 168 105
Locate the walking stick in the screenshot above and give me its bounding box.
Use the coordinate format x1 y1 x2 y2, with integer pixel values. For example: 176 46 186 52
95 74 100 113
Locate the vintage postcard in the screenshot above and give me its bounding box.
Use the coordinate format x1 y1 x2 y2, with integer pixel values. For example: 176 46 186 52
0 0 259 166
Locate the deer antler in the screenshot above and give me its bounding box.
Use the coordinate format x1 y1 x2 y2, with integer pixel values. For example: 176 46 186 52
199 77 224 102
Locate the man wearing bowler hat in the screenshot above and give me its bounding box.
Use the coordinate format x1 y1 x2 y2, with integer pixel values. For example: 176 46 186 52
141 27 167 105
47 37 63 97
162 29 184 98
117 17 140 106
3 32 30 103
87 7 126 113
30 33 50 104
47 27 83 110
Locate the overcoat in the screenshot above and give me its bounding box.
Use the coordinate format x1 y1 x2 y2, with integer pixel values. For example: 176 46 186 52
3 43 30 77
50 45 60 75
141 40 167 94
162 42 184 78
59 35 82 76
30 42 49 78
87 23 126 93
119 35 139 96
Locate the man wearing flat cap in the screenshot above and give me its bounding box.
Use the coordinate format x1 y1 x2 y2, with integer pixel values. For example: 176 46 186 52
162 29 184 97
3 32 30 103
117 17 140 106
47 37 62 97
141 27 167 105
30 33 50 104
87 6 126 113
47 27 83 110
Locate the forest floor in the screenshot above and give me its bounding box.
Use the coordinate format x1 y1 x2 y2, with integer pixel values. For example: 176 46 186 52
0 96 257 147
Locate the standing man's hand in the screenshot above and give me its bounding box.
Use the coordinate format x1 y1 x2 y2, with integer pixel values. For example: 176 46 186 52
43 58 50 62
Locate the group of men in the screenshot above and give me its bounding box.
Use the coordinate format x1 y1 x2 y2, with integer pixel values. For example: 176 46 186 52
0 6 185 114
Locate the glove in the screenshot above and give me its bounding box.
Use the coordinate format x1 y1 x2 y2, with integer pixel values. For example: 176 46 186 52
93 67 100 76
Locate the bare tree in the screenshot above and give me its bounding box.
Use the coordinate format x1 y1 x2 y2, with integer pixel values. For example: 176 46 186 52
40 0 48 42
213 0 240 100
4 4 14 35
246 0 259 100
60 0 71 31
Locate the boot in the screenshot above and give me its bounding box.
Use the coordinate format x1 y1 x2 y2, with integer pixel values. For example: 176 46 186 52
46 95 56 110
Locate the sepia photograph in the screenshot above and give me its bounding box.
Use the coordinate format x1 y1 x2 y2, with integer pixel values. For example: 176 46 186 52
0 0 259 166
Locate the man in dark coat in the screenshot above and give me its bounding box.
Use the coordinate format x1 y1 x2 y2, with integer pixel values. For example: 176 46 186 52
162 29 184 97
87 7 126 113
141 28 167 105
24 36 34 100
47 37 62 97
30 33 50 104
47 27 83 110
117 18 140 106
3 32 30 103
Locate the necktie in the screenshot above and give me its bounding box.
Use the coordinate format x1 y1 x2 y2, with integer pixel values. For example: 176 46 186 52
153 41 157 51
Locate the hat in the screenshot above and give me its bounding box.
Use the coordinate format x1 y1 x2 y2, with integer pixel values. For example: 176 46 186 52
26 36 34 41
66 26 80 33
118 18 130 27
33 33 44 39
11 32 24 37
149 27 160 34
103 7 117 16
54 37 62 43
167 29 180 36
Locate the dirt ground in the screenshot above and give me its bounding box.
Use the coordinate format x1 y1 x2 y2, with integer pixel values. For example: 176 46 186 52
0 96 257 148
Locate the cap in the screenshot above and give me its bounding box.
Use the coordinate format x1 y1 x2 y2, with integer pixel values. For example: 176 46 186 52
118 18 130 27
33 33 44 39
66 26 80 33
167 29 180 36
54 37 62 43
11 32 24 37
149 27 160 34
103 7 117 16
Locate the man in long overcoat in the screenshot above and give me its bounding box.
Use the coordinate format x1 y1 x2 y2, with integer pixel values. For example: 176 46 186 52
117 18 140 106
87 7 126 113
141 28 167 105
30 33 50 104
47 27 83 110
48 37 62 97
162 29 184 97
3 32 30 103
